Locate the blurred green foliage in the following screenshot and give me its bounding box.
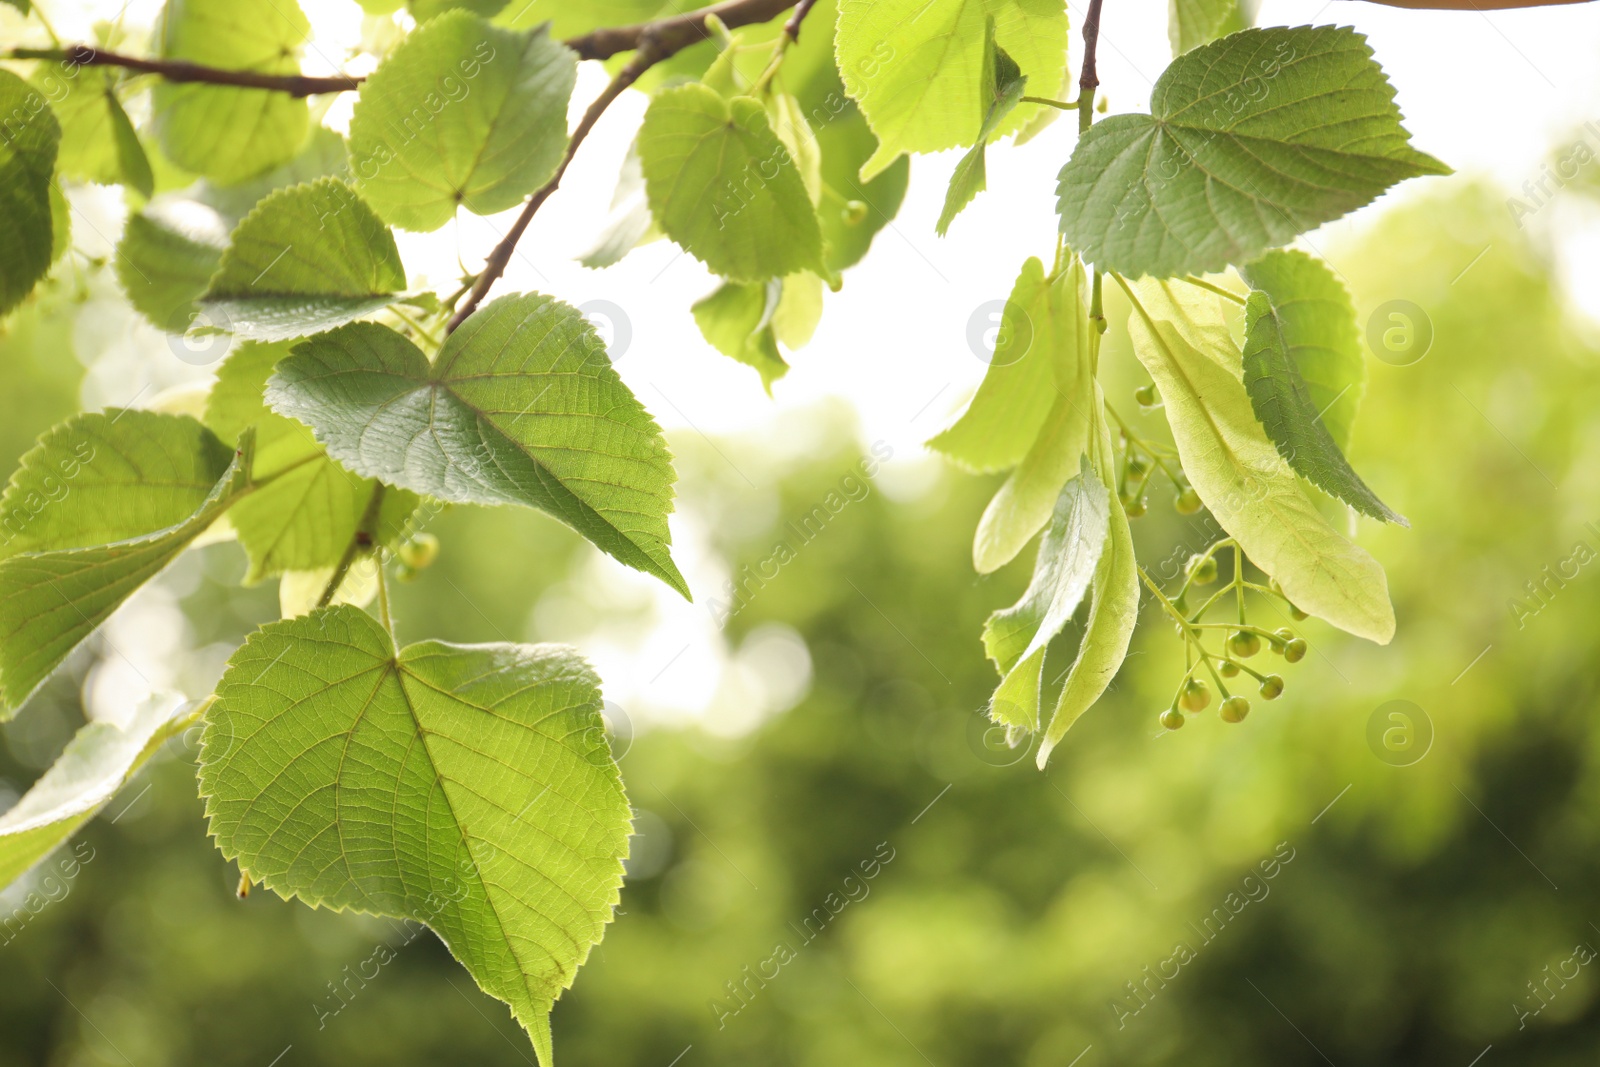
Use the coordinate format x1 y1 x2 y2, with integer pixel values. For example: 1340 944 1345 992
6 180 1600 1066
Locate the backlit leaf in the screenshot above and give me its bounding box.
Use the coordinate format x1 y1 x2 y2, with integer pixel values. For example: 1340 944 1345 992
199 606 630 1066
0 69 60 318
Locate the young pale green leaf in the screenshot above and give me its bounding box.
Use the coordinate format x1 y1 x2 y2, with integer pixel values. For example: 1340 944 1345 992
207 342 417 580
966 257 1095 573
1168 0 1248 56
200 179 409 342
0 410 235 561
195 126 352 226
1057 26 1449 278
349 13 576 232
1237 248 1363 450
1241 289 1406 525
1038 394 1138 766
267 295 688 597
814 103 909 274
928 257 1057 473
692 280 788 393
983 456 1109 733
578 138 662 269
199 606 630 1067
773 272 824 350
37 67 154 197
638 84 824 284
410 0 508 20
0 421 252 713
0 69 60 318
152 0 312 184
0 694 194 889
837 0 1067 181
1122 277 1395 643
937 28 1026 237
115 200 229 333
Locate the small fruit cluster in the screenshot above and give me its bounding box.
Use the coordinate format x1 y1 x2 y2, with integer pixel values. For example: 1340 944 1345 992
1119 387 1201 519
392 532 441 582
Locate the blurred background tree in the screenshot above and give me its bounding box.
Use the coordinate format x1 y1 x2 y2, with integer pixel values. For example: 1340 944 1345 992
5 175 1600 1066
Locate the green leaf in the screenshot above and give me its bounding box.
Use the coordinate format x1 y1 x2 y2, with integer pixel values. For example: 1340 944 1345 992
1037 394 1138 766
773 271 824 350
0 69 60 318
1056 26 1450 278
1168 0 1249 57
267 295 689 597
937 26 1026 236
577 138 661 269
0 410 235 561
36 67 154 197
814 104 909 274
837 0 1067 181
198 606 630 1067
411 0 509 20
200 178 409 342
195 126 351 225
2 0 32 15
1121 277 1395 643
951 257 1095 574
115 200 229 333
0 420 252 713
0 695 194 890
348 13 577 232
152 0 313 184
1237 248 1362 450
928 256 1057 473
206 342 418 580
692 280 788 393
1240 284 1405 525
982 455 1109 733
639 83 824 284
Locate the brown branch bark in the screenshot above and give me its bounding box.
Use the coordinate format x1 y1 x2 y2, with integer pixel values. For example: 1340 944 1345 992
565 0 799 61
6 45 360 97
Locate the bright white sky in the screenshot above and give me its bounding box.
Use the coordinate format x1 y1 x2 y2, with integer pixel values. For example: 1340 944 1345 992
25 0 1600 735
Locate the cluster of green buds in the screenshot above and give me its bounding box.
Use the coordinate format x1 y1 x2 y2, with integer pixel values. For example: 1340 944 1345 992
393 532 441 583
1140 539 1311 732
1118 388 1200 518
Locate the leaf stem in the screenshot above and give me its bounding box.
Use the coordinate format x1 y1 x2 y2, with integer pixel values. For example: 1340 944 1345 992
1180 275 1247 305
317 484 387 610
375 552 395 638
1022 95 1080 111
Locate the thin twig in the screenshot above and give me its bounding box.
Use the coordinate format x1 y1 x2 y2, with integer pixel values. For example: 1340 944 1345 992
317 485 386 609
1077 0 1105 134
6 45 360 97
447 0 818 333
783 0 822 42
566 0 798 61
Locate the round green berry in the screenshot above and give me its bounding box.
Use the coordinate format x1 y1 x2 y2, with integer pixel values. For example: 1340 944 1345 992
1160 708 1185 730
397 532 440 570
1187 554 1218 585
1259 674 1285 700
1283 638 1307 663
1290 605 1309 621
1125 455 1151 478
1219 660 1240 678
1174 487 1202 515
1123 495 1148 518
1228 630 1262 659
1219 695 1251 723
1180 678 1211 712
1135 384 1158 408
394 562 420 584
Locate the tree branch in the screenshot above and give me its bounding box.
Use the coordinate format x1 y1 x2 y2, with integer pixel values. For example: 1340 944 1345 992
446 0 820 333
6 44 360 97
1076 0 1105 134
565 0 800 61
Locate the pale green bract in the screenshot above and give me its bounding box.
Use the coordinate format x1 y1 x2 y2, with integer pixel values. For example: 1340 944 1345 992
1239 274 1406 524
266 294 689 597
983 455 1109 733
0 69 60 318
967 257 1095 573
1121 277 1396 643
198 606 631 1067
1038 389 1138 766
348 13 576 232
0 694 195 889
937 27 1026 237
0 418 253 713
36 66 153 197
1056 26 1449 278
200 179 409 342
152 0 313 184
836 0 1067 181
206 342 419 580
638 84 824 283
